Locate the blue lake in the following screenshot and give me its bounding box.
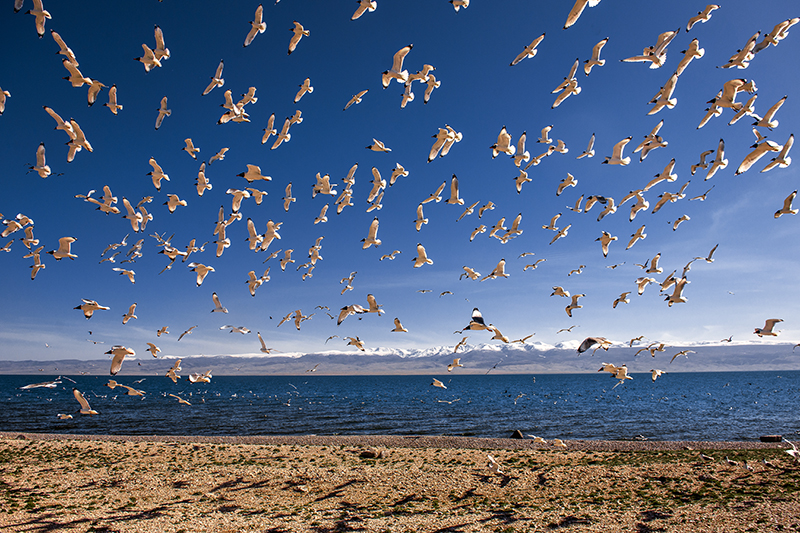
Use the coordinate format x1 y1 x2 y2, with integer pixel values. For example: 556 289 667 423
1 371 798 441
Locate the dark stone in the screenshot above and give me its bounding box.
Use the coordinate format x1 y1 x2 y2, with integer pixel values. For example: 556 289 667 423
760 435 782 442
510 430 525 439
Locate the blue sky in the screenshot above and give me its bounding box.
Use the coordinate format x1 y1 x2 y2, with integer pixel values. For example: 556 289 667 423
0 0 798 363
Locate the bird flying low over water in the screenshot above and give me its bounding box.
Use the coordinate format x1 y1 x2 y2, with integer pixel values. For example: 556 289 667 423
73 388 98 415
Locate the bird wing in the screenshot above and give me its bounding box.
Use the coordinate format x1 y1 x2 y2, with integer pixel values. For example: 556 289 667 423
73 388 91 410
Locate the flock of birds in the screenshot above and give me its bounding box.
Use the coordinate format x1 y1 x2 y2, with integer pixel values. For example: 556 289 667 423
2 0 799 424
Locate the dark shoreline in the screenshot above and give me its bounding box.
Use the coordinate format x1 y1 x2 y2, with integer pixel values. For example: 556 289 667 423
1 431 789 452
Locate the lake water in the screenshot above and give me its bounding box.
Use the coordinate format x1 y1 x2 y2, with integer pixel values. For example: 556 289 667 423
1 371 798 441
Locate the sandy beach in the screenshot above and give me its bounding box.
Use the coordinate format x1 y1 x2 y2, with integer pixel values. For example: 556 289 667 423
1 433 798 532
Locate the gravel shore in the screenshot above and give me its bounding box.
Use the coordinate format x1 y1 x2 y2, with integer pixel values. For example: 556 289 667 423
1 431 788 451
2 432 797 532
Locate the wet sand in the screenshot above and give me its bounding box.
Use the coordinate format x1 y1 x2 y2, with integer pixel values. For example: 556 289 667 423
1 432 798 532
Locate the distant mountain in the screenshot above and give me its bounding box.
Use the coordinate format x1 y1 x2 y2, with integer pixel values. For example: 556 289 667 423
1 341 797 376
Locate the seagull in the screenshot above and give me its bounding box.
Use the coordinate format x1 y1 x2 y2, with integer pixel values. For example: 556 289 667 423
144 342 160 358
209 147 229 165
201 59 225 96
178 325 198 341
693 243 718 264
346 336 365 351
380 250 401 261
670 350 695 364
611 365 633 389
491 126 516 158
551 286 570 298
288 21 309 55
648 72 678 115
584 38 608 75
674 38 705 77
294 78 313 103
754 18 800 53
107 345 134 375
523 259 546 271
487 454 503 474
565 294 584 317
542 213 561 231
106 380 145 396
169 394 191 406
431 378 447 389
762 134 793 173
73 388 98 415
622 29 679 69
146 157 170 191
510 32 545 66
381 44 413 88
650 369 667 382
754 319 783 337
613 292 631 308
564 0 601 29
774 190 798 218
392 318 408 332
603 136 632 165
254 332 275 354
183 138 199 159
577 337 610 354
686 4 719 31
552 78 581 108
462 307 491 332
74 298 109 319
188 370 213 384
344 89 368 110
481 259 509 281
412 243 433 267
155 96 170 130
627 226 647 249
414 203 428 232
447 358 463 372
121 303 137 324
361 217 381 249
209 292 228 313
594 231 617 258
221 325 251 334
635 277 656 295
556 173 577 196
47 236 77 261
671 215 691 231
28 142 51 178
26 0 52 38
366 138 391 152
446 174 464 205
351 0 377 20
244 4 266 47
549 224 571 245
577 133 595 159
271 117 292 149
753 96 787 130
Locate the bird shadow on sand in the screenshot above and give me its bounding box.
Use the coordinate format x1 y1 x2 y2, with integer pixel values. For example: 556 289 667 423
313 479 364 502
545 515 594 529
4 501 192 533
